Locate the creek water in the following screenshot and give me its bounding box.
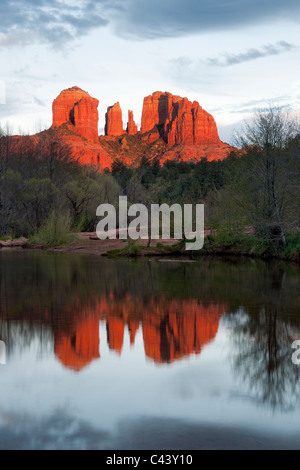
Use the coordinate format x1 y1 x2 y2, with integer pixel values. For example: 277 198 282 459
0 250 300 449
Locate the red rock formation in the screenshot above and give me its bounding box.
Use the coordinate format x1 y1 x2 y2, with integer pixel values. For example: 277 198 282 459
73 97 99 142
52 86 99 141
141 91 174 134
192 103 220 145
126 110 138 135
141 91 221 147
105 102 124 136
9 87 236 171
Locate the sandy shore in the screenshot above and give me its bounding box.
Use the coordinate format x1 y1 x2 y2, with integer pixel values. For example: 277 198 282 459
0 232 181 256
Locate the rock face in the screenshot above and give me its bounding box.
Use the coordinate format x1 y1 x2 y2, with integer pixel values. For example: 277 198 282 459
11 87 235 172
141 91 221 146
105 102 124 136
52 86 99 142
126 110 138 135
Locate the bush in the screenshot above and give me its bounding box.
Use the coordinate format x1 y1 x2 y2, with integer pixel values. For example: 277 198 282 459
282 232 300 258
125 243 142 257
30 210 75 247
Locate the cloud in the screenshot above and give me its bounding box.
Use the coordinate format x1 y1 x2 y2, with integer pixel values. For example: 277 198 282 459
109 0 300 40
0 0 109 48
167 41 297 91
1 0 300 47
210 97 290 114
206 41 297 67
34 97 46 107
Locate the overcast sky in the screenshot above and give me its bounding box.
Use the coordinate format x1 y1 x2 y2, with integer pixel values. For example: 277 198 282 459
0 0 299 143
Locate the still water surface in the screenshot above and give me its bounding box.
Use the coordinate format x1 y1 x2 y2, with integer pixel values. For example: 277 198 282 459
0 251 300 449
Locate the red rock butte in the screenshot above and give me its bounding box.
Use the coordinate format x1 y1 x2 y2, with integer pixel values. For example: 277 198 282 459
52 86 99 142
105 102 124 136
141 91 221 146
11 86 237 170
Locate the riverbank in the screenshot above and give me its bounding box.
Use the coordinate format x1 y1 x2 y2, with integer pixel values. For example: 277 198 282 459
1 231 299 263
104 231 300 263
0 233 182 256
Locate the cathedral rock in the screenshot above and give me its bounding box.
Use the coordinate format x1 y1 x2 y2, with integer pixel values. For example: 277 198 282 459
10 86 236 170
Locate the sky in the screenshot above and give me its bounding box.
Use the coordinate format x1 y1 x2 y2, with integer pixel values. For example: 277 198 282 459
0 0 299 144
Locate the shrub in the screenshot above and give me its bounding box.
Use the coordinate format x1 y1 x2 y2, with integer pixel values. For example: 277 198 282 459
30 210 75 247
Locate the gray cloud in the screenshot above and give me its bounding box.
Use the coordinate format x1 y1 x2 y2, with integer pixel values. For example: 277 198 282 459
1 0 300 47
0 0 109 48
110 0 300 40
34 97 46 106
210 97 290 115
207 41 297 67
167 41 297 91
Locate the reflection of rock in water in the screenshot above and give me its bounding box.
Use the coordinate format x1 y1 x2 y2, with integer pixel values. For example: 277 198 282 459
0 340 5 364
54 315 100 371
52 296 224 370
106 317 124 355
142 300 224 363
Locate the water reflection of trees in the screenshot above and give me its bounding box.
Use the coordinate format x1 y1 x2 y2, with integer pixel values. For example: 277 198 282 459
0 321 53 358
228 267 300 411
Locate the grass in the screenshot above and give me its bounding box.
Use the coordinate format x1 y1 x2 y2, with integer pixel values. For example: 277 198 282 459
195 230 300 261
29 211 77 247
0 235 13 241
106 240 143 258
281 232 300 259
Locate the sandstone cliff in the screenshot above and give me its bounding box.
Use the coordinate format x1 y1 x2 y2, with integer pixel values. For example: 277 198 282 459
52 86 99 142
10 86 236 171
